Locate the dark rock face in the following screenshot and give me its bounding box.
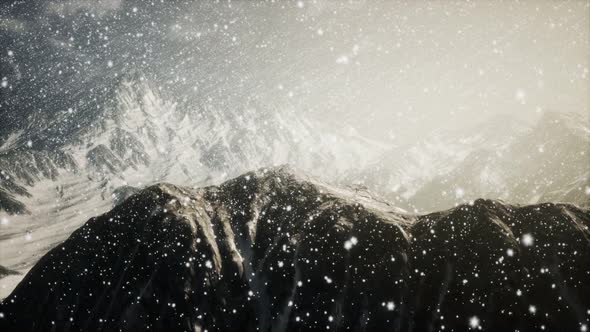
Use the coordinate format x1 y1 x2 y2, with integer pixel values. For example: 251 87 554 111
1 168 589 332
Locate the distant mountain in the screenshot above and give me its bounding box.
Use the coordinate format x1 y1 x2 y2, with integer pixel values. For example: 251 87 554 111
0 73 386 214
409 112 590 211
1 167 588 332
344 113 529 211
540 171 590 208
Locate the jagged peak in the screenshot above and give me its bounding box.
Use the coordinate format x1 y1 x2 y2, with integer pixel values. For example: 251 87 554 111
114 169 589 235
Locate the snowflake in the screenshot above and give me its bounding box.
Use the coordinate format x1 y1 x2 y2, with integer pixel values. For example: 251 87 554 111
386 301 395 311
469 316 480 329
344 236 358 250
336 55 350 65
521 233 534 246
515 89 526 104
455 187 465 198
528 305 537 314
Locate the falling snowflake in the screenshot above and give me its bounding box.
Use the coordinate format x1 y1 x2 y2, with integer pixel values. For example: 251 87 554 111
344 236 358 250
455 187 465 198
515 89 526 104
386 301 395 311
469 316 480 329
521 233 534 246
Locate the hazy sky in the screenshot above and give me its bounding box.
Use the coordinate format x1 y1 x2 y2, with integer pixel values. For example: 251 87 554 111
245 0 590 141
2 0 589 145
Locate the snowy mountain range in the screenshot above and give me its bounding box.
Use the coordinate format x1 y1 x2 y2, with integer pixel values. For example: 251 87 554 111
0 74 387 296
347 112 590 212
0 84 588 301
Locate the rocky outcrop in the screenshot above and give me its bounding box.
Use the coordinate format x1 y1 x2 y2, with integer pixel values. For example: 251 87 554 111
111 185 141 206
109 128 151 168
0 188 28 215
86 144 125 174
0 150 78 214
1 167 589 332
0 266 19 279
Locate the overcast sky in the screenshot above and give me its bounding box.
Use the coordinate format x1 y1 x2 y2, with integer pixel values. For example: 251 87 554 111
1 0 588 145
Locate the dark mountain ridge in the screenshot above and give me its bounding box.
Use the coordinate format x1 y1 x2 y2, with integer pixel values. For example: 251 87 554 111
1 167 589 332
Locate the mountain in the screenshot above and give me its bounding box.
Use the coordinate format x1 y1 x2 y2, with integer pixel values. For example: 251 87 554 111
0 75 385 292
1 167 588 332
347 112 590 213
343 113 529 212
0 73 386 215
540 171 590 208
409 112 590 211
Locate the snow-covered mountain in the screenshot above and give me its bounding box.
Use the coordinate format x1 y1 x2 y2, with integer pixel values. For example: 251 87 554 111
2 75 589 297
0 74 387 296
343 114 529 211
343 112 590 213
408 112 590 211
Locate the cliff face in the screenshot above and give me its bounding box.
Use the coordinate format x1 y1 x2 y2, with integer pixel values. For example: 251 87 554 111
1 167 589 332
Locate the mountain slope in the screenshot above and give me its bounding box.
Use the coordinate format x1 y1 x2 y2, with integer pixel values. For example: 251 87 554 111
1 167 588 332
